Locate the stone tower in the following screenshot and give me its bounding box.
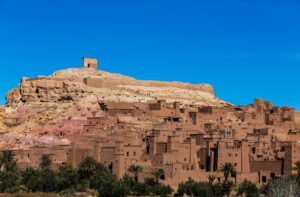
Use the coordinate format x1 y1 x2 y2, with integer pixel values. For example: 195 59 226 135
82 57 98 70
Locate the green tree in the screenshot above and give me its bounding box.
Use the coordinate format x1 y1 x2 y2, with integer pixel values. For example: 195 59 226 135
219 162 236 182
0 150 20 193
57 163 79 191
174 182 186 196
94 162 109 174
37 155 58 192
0 150 16 172
90 170 119 197
39 154 52 169
153 184 173 197
151 168 164 186
22 167 40 192
174 178 221 197
120 174 135 193
219 163 236 197
77 157 111 193
236 180 259 197
0 170 20 193
128 164 144 183
77 156 98 180
208 174 217 185
39 167 59 192
144 177 156 187
221 180 234 197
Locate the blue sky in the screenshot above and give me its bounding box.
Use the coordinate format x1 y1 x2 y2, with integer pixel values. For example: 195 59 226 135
0 0 300 110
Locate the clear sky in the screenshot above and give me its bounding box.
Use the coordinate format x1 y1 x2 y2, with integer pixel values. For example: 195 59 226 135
0 0 299 110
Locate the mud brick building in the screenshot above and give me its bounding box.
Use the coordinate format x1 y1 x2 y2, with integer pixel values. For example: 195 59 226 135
11 60 300 187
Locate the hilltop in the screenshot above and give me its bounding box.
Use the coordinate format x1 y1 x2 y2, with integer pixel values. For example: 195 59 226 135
0 59 229 149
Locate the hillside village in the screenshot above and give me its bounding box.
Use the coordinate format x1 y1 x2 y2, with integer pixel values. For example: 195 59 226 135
1 58 299 188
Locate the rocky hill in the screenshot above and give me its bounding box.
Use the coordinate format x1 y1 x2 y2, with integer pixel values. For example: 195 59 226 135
0 67 229 150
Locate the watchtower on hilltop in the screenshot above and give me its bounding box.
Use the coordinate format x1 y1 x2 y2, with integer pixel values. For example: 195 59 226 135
82 57 98 70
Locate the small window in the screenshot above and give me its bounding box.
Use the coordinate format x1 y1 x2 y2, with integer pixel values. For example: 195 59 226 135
127 152 129 157
262 176 267 183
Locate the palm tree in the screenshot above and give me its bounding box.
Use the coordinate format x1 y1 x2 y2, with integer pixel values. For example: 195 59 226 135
208 174 217 185
39 154 52 169
95 162 108 174
78 156 98 179
0 150 16 172
22 167 40 192
219 162 236 182
293 161 300 177
128 164 143 183
151 168 164 186
58 163 79 190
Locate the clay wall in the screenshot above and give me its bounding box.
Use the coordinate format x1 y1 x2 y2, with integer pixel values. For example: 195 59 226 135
83 77 103 88
152 154 164 168
124 145 143 161
15 146 69 170
156 142 168 154
217 141 242 172
250 160 282 175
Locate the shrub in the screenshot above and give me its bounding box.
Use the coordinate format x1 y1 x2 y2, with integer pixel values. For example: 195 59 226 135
236 180 259 197
265 176 300 197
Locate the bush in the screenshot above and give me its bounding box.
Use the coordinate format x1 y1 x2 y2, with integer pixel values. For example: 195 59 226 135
153 184 173 197
0 171 20 193
236 180 259 197
174 178 223 197
265 176 300 197
22 167 40 192
57 164 79 191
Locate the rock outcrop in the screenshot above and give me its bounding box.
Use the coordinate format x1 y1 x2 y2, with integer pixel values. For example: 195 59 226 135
6 68 222 106
0 67 229 149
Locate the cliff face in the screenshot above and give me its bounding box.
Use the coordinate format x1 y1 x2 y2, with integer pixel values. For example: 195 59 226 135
0 68 229 149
